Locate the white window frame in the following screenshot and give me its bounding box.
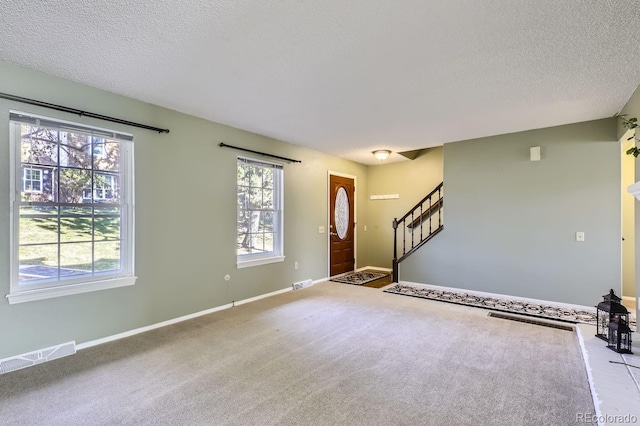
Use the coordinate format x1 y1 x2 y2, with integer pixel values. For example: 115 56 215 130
236 156 284 268
7 111 136 304
84 173 117 201
22 167 43 193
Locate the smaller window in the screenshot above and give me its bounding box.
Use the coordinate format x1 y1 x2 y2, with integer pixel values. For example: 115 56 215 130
237 157 284 268
22 168 42 193
83 173 118 202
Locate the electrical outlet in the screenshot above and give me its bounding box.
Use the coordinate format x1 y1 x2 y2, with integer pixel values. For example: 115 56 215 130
576 232 585 242
295 262 299 270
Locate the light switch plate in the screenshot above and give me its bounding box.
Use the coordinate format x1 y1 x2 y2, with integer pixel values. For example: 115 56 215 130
318 226 325 234
576 232 585 242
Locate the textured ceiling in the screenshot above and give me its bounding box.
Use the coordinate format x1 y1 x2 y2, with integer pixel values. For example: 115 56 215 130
1 0 640 165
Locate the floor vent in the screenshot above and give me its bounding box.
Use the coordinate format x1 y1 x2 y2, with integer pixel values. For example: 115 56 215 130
487 312 575 332
293 279 313 290
0 341 76 375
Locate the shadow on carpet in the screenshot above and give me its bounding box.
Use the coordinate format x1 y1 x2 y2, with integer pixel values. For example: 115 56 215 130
331 271 389 286
384 284 611 326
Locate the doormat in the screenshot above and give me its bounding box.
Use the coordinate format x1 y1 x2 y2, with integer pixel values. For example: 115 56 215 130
384 284 635 328
331 271 390 286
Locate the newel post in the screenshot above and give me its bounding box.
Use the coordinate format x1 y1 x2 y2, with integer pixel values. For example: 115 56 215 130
392 218 399 282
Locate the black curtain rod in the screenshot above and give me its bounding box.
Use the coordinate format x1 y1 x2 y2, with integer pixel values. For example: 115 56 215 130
219 142 301 163
0 92 170 134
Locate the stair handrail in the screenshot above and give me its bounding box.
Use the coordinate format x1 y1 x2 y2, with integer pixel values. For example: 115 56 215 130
395 182 443 224
392 182 444 282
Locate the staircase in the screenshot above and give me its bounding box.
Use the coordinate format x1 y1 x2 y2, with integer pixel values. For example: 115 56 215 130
392 182 444 282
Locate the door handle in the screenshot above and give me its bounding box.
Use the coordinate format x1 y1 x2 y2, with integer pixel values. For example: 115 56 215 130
330 232 338 236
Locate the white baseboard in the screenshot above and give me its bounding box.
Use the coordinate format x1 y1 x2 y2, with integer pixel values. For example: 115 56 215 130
356 265 392 273
575 327 604 424
233 287 292 306
398 280 596 312
77 286 293 351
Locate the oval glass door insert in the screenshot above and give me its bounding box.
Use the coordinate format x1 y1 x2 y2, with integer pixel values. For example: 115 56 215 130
335 187 349 239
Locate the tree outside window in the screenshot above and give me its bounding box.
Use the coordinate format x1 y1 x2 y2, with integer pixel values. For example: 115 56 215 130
8 112 135 303
236 157 283 267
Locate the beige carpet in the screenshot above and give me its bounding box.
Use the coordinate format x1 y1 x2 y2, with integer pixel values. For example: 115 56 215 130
0 281 594 426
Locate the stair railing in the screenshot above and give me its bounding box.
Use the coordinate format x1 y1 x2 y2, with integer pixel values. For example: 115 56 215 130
392 182 444 282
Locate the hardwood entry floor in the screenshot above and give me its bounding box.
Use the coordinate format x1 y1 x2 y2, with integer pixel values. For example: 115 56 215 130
360 269 393 289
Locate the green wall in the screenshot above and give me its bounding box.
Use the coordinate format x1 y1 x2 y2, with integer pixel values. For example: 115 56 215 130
396 119 621 306
365 148 444 268
0 61 369 358
1 59 632 359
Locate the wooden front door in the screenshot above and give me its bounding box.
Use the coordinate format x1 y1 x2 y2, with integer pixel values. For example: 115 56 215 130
329 174 355 276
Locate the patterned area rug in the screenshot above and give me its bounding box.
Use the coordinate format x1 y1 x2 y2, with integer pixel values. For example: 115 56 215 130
385 284 622 327
331 271 389 286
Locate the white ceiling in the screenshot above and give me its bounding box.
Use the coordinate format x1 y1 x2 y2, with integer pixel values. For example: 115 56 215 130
1 1 640 165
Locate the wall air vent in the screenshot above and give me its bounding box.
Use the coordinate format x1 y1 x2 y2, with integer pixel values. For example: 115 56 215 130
293 279 313 290
0 341 76 375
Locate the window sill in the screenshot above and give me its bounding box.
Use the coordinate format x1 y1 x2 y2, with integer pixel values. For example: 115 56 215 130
237 255 285 269
6 276 137 305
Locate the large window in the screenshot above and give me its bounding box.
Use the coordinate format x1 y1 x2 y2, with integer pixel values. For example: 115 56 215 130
236 157 284 268
8 111 136 304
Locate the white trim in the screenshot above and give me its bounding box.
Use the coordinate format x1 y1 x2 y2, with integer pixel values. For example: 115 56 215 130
370 194 399 200
129 141 136 285
233 286 292 306
237 255 285 269
621 132 632 309
9 121 18 294
6 276 137 304
356 265 392 273
8 113 136 300
76 302 232 350
76 285 292 351
576 326 604 426
237 155 284 169
236 157 284 267
398 281 596 312
622 353 640 393
328 170 357 179
327 171 358 277
290 277 332 285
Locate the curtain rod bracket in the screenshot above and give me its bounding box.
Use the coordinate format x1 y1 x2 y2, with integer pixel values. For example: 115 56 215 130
219 142 301 163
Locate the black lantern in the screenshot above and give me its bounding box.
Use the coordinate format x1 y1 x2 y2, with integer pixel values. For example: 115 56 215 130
607 317 633 354
595 289 629 341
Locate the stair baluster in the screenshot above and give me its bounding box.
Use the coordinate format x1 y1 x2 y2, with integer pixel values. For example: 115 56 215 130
392 182 444 282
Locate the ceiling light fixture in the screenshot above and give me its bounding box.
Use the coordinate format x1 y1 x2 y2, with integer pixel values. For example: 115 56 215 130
372 149 391 161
